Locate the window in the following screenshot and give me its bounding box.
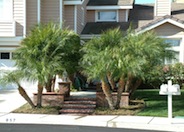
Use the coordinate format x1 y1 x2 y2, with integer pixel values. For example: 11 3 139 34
164 38 181 64
0 52 13 59
165 39 180 47
0 0 13 21
96 11 117 22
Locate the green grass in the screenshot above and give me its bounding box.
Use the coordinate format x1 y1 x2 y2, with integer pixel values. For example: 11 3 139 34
133 89 184 117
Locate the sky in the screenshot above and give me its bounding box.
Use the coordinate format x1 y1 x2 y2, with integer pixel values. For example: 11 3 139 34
135 0 155 4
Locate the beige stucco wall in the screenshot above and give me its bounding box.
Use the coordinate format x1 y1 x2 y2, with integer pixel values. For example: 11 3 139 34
26 0 37 34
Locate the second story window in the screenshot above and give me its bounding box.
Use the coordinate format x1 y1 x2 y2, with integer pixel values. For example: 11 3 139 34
0 0 13 21
96 11 117 22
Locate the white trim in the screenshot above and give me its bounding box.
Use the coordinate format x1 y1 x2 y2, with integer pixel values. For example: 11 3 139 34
23 0 26 37
0 37 23 42
74 5 77 33
125 9 129 22
60 0 63 28
80 34 101 39
81 7 84 26
87 5 133 10
154 0 157 16
117 10 119 22
37 0 41 23
138 18 184 34
64 0 84 5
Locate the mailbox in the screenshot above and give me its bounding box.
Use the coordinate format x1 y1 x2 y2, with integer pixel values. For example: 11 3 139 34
169 84 180 95
159 81 181 95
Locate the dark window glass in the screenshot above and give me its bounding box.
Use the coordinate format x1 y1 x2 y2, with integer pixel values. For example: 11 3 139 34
1 52 10 59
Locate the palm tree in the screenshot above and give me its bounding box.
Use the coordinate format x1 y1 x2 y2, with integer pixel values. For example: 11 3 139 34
14 22 81 108
81 28 173 109
0 70 35 108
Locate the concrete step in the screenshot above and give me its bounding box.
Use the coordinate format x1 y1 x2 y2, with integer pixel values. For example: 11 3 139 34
59 97 96 115
62 104 96 109
59 108 95 115
63 100 96 105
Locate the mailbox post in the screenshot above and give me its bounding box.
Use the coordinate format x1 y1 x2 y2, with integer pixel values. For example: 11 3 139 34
159 80 181 123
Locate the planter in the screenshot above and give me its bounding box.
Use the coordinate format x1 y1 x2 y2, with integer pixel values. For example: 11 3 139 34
33 92 65 106
96 92 129 108
58 82 71 97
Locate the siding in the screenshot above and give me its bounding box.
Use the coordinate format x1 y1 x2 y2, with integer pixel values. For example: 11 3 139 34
155 0 171 16
14 0 24 36
87 10 95 22
152 22 184 36
76 0 89 34
41 0 60 23
0 21 15 37
26 0 37 34
119 9 126 22
64 5 74 30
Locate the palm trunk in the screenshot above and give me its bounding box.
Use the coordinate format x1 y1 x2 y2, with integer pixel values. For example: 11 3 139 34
18 84 35 108
125 74 133 92
101 79 115 110
115 77 125 109
129 79 142 97
51 75 56 92
37 83 43 108
45 76 52 92
107 73 116 91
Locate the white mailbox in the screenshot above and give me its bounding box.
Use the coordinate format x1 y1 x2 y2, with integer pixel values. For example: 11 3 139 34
159 81 181 95
159 80 181 123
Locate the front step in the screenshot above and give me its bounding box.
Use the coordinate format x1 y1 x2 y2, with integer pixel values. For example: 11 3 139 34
59 97 96 115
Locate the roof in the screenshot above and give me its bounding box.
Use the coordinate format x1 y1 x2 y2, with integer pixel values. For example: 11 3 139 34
87 0 134 6
81 22 137 34
81 3 184 36
129 3 184 32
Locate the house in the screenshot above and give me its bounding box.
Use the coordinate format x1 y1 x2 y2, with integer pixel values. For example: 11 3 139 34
0 0 184 68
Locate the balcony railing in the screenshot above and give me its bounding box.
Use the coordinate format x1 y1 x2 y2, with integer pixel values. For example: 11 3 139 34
0 20 16 37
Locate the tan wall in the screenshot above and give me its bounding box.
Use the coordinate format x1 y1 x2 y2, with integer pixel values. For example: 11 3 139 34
152 22 184 36
26 0 37 34
64 5 74 30
119 9 126 22
14 0 24 36
76 0 89 34
155 0 171 16
41 0 60 23
87 10 95 22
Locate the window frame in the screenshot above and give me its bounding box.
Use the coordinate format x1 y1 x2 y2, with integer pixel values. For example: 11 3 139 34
95 10 118 22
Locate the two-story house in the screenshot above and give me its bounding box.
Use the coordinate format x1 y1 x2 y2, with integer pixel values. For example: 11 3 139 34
0 0 184 68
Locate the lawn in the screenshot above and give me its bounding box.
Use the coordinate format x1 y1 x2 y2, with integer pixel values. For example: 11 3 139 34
133 89 184 117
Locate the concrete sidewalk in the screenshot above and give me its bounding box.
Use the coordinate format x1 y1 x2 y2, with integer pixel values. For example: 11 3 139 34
0 113 184 132
0 89 184 132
